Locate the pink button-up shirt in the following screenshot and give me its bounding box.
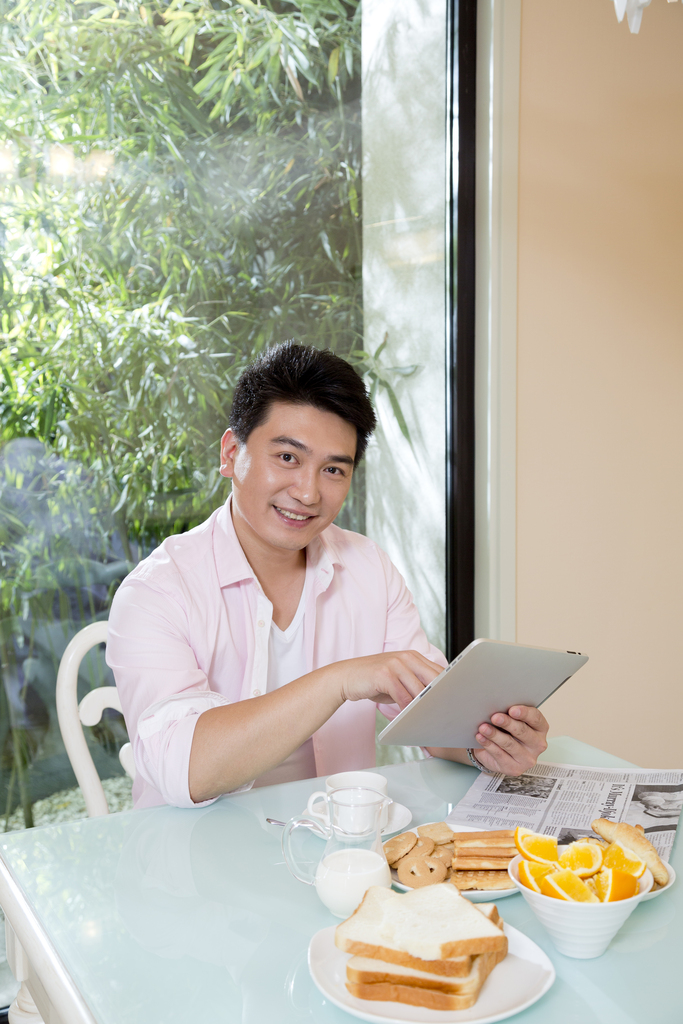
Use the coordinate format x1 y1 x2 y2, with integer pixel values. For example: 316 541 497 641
106 498 447 809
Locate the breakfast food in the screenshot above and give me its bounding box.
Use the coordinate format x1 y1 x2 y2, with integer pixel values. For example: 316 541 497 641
517 860 554 892
384 824 516 892
515 824 664 902
591 818 669 887
558 842 604 877
397 855 447 887
451 870 517 891
452 856 516 870
430 844 455 871
412 836 435 857
539 867 599 903
514 826 559 865
594 867 639 902
417 821 455 845
383 832 418 866
336 884 507 1010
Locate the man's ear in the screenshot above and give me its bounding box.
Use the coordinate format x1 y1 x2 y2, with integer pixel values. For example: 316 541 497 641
220 429 239 479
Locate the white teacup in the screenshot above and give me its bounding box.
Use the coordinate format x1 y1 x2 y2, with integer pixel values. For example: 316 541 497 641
307 771 392 831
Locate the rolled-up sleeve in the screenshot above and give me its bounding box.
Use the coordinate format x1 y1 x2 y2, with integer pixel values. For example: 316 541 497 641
106 577 228 808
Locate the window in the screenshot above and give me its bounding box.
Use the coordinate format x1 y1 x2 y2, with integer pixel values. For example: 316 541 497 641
0 0 475 827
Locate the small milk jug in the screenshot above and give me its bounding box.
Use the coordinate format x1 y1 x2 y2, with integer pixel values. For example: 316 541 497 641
282 786 391 918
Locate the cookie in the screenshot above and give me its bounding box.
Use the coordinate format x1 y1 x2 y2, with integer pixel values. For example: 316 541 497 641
430 844 454 873
383 831 418 866
412 836 435 857
397 855 447 887
417 822 454 846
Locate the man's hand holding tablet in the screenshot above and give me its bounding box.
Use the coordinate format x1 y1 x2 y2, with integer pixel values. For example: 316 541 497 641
376 639 587 777
428 704 550 777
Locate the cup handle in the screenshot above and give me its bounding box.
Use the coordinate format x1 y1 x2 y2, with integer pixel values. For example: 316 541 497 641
381 796 393 828
282 817 329 885
306 790 328 819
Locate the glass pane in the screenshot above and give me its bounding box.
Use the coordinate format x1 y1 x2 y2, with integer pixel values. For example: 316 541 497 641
0 0 451 825
362 0 446 652
363 0 447 763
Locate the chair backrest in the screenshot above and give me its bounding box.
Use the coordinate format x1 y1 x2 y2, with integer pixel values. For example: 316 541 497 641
55 620 135 818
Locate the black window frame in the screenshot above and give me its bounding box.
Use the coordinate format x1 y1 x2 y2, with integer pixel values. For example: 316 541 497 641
446 0 477 660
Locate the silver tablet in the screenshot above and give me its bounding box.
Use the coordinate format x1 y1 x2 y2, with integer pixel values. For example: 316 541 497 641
377 638 588 749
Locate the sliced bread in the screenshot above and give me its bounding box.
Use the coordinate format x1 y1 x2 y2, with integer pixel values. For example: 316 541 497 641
346 952 507 1015
335 884 507 964
346 947 504 996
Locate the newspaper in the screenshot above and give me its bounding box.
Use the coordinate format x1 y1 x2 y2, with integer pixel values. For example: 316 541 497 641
446 762 683 861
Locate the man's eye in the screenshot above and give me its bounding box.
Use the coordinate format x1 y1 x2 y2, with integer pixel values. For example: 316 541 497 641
281 453 295 462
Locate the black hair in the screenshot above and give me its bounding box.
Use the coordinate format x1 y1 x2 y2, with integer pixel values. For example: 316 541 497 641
229 342 376 465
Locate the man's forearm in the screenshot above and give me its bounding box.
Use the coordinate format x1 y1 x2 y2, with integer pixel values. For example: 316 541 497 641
188 666 345 802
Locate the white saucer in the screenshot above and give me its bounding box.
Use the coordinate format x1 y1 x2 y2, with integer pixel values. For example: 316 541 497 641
390 824 518 902
382 802 413 836
308 922 555 1024
640 861 676 901
305 801 412 837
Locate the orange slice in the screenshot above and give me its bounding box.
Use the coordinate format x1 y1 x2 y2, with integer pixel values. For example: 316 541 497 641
514 826 559 865
518 859 555 893
558 841 603 878
594 867 639 902
585 876 599 898
601 842 646 879
539 868 600 903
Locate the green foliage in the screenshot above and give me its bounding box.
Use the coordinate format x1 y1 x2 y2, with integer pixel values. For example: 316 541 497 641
0 0 363 544
0 0 374 822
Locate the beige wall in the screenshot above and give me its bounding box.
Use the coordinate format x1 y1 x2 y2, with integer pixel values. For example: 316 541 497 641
515 0 683 766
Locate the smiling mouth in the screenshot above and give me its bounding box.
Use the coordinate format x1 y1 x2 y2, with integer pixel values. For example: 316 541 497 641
274 506 314 522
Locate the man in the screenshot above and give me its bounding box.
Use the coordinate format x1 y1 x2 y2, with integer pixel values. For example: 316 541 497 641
107 343 547 808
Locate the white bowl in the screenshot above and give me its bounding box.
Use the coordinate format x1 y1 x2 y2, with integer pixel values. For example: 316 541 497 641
640 860 676 901
508 852 653 959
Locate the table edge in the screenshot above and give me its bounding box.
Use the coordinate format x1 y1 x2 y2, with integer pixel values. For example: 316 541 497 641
0 852 98 1024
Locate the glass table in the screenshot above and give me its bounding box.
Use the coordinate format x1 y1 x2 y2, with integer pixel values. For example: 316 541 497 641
0 737 679 1024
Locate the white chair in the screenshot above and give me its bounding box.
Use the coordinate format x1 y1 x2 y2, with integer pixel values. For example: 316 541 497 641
55 620 135 818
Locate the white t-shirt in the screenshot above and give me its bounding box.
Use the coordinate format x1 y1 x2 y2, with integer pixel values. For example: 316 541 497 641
252 578 317 788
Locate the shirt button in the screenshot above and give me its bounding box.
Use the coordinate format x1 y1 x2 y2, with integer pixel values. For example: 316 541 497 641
253 689 261 696
257 620 265 628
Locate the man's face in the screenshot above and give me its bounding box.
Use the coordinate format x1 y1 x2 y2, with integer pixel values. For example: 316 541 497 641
220 401 357 554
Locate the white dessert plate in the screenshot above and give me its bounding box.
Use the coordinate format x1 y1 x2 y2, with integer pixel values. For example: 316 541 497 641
305 801 412 837
391 825 517 903
308 922 555 1024
640 861 676 901
383 802 413 836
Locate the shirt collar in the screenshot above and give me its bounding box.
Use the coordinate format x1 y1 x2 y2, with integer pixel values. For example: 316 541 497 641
213 495 344 588
213 496 259 587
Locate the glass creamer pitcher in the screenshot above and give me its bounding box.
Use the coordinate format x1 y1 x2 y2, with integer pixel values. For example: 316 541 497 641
282 787 391 918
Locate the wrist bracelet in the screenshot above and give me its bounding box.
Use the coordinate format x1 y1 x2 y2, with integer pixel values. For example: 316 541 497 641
466 748 499 775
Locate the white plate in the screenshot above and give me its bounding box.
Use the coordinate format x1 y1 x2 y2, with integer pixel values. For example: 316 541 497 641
306 801 412 837
390 825 518 903
383 802 413 836
640 861 676 901
308 922 555 1024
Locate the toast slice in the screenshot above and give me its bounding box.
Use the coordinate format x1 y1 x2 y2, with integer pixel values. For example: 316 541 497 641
345 982 480 1011
346 949 507 1011
335 885 507 968
346 947 504 995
